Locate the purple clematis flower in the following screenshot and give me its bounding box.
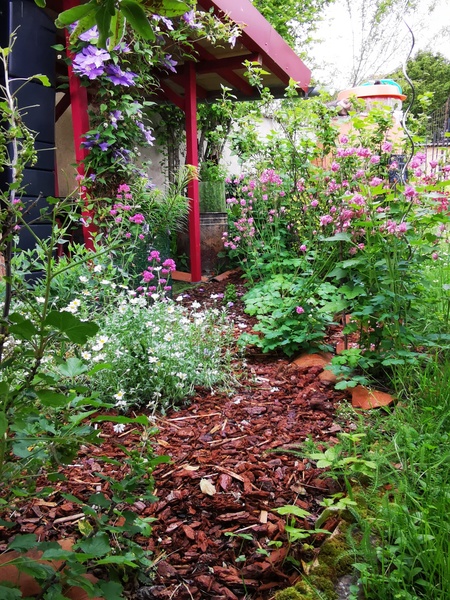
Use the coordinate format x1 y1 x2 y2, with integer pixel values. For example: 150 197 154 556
78 26 99 42
73 45 110 80
161 54 177 73
137 122 155 145
105 64 137 86
182 10 202 29
110 110 123 129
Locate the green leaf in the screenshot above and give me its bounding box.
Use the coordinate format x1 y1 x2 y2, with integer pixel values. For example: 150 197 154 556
318 298 349 314
321 232 352 242
34 0 46 7
36 389 71 408
143 0 192 17
0 413 8 438
0 381 8 397
8 313 39 340
75 532 111 557
0 585 22 600
69 11 98 42
44 311 99 344
8 534 37 552
108 11 126 49
88 493 111 509
120 0 156 40
94 580 124 600
48 473 67 482
339 285 364 300
96 4 113 48
284 525 310 541
92 414 149 425
58 357 89 378
41 548 75 561
95 555 139 567
32 74 50 87
275 505 311 518
55 2 96 28
16 559 55 580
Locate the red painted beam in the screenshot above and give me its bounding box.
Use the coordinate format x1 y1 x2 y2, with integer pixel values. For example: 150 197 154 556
193 43 255 96
195 53 262 74
63 0 97 251
199 0 311 92
159 83 185 110
185 62 202 282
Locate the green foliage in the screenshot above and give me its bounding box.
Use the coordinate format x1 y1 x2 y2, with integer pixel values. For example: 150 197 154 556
54 0 192 46
339 360 450 600
252 0 333 48
389 51 450 120
240 274 336 356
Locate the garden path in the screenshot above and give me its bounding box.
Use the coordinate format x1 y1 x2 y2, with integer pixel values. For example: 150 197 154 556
1 273 355 600
134 273 353 599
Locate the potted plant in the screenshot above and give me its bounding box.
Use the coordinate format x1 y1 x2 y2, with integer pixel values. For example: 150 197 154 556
199 161 227 213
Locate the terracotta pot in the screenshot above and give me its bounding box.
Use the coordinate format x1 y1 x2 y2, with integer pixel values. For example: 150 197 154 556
0 538 101 599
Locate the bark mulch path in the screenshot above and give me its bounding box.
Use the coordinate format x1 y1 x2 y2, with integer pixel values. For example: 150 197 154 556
0 272 356 600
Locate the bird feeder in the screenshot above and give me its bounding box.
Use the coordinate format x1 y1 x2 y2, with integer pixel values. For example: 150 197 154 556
337 79 406 115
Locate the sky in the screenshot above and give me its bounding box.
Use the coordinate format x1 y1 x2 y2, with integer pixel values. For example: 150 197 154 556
306 0 450 93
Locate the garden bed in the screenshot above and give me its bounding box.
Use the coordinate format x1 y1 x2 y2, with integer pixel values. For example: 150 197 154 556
0 273 357 599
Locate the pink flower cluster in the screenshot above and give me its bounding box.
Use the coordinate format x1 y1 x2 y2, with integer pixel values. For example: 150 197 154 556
223 169 287 252
140 250 176 294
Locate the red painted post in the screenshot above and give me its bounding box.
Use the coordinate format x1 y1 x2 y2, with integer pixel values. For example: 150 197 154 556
185 61 202 282
63 0 97 250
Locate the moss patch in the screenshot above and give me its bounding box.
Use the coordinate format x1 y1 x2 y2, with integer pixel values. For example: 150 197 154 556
274 522 355 600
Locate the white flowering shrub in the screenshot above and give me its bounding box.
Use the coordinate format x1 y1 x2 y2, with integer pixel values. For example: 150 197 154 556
83 293 237 412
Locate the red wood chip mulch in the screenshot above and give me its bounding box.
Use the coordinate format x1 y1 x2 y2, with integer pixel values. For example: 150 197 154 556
0 272 356 600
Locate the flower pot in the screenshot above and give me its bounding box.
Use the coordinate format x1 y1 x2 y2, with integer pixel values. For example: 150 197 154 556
177 212 228 276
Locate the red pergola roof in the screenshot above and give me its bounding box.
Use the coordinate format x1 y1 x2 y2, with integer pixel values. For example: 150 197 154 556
158 0 311 108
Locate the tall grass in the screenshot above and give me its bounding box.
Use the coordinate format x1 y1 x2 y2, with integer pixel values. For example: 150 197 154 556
346 359 450 599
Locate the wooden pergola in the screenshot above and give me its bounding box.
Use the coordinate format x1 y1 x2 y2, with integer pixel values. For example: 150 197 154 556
51 0 312 282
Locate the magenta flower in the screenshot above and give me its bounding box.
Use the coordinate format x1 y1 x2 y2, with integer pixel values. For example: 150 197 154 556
331 161 340 172
163 258 177 271
432 252 439 260
295 306 305 314
148 250 161 261
404 186 417 198
130 213 145 224
381 141 393 153
370 155 380 165
300 244 307 252
142 270 155 282
320 215 333 226
370 177 383 187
